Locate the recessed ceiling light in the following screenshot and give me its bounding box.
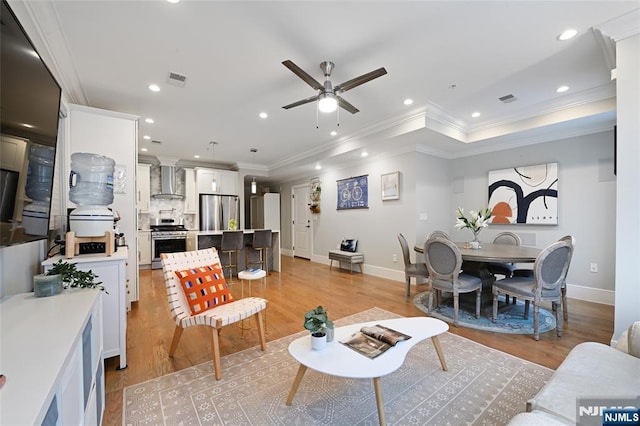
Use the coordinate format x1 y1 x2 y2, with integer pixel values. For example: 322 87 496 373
330 131 337 136
557 29 577 41
167 0 180 3
145 118 154 124
140 148 148 152
259 112 268 119
148 84 160 92
21 123 35 128
361 152 368 158
194 155 200 159
143 135 151 140
471 112 481 118
315 164 322 170
403 98 413 106
556 85 570 93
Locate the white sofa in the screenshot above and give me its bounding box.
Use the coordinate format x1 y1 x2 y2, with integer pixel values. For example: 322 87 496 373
509 321 640 425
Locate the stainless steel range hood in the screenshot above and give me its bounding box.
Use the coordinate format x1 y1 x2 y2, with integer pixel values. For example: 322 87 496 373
153 165 184 199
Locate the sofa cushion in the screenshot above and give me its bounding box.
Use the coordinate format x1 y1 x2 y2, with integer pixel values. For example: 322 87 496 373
529 342 640 424
507 410 568 425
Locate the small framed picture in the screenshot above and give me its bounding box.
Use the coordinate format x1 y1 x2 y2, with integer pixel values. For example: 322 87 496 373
381 171 399 201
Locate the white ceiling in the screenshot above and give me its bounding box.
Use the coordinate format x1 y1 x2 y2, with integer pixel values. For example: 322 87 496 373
14 1 639 182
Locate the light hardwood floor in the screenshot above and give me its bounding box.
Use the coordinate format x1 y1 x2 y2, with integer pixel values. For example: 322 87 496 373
103 256 614 425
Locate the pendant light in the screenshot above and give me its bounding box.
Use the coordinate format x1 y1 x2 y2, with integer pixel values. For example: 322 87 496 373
209 142 218 192
250 148 258 194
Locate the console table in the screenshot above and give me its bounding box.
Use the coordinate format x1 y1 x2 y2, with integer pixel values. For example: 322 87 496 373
0 289 105 425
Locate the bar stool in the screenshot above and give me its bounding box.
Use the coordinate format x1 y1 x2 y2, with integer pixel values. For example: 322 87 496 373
246 229 273 274
221 231 244 280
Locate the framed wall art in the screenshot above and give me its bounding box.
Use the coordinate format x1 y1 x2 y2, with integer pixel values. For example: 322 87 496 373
381 171 399 201
337 175 368 210
488 162 558 225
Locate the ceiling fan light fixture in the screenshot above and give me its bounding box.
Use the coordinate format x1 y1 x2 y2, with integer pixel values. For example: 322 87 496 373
318 93 338 113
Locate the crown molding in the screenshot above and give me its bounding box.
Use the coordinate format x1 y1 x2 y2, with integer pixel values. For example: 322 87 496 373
595 8 640 41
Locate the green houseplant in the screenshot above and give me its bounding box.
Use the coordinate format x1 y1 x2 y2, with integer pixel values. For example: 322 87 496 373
304 305 334 350
46 259 106 293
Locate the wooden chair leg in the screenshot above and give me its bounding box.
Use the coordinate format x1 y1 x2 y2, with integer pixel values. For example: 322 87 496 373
556 301 563 337
255 311 267 351
533 304 540 341
168 325 184 357
524 300 530 319
211 326 222 380
453 293 459 327
405 277 411 298
562 286 568 320
492 292 498 323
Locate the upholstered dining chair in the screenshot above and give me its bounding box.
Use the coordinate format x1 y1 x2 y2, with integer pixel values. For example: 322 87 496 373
428 230 450 240
492 240 572 340
424 236 483 327
513 235 574 320
487 232 522 304
397 233 429 299
161 248 267 380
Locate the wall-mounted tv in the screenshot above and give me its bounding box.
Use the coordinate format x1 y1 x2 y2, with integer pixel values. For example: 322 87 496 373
1 0 62 247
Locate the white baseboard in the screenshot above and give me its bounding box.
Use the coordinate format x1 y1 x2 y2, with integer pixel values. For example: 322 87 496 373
566 283 615 305
296 256 615 305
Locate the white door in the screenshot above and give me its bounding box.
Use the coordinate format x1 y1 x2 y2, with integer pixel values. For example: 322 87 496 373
292 184 312 259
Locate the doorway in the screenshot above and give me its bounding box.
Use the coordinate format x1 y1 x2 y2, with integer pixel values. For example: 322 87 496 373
292 184 312 259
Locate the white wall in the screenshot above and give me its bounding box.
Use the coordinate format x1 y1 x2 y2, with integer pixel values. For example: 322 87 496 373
451 131 616 303
0 240 47 299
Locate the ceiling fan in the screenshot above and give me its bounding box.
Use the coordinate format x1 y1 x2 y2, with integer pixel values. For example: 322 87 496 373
282 60 387 114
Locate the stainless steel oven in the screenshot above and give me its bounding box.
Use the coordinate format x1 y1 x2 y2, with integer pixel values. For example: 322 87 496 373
150 218 188 269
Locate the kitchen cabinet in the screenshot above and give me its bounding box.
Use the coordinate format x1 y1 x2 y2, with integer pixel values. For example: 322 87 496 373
196 167 238 196
187 230 198 251
138 230 152 267
137 163 151 213
43 249 128 370
184 168 197 213
0 289 104 425
68 104 139 305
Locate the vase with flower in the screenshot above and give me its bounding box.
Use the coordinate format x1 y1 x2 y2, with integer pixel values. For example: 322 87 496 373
455 207 492 248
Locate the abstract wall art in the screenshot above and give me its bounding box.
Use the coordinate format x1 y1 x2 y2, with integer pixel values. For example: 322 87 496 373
488 163 558 225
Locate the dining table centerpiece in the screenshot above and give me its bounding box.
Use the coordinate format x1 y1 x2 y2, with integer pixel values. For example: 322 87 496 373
455 207 492 248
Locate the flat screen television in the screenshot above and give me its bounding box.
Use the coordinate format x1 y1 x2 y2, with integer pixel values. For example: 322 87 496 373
0 0 62 247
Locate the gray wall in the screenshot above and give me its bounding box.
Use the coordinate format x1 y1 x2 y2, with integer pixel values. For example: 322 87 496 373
451 131 616 299
276 129 616 304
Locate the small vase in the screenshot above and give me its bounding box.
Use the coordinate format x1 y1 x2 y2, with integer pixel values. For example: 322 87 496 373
470 230 481 249
310 332 327 351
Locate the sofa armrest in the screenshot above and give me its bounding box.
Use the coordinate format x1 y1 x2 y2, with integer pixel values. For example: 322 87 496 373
614 321 640 358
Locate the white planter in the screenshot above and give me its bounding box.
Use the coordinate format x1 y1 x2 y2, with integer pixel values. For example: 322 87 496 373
310 332 327 351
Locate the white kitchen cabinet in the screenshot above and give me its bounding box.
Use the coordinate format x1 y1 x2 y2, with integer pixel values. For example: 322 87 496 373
138 230 152 267
184 168 197 213
0 289 104 425
68 104 139 305
43 249 128 370
196 167 238 196
137 163 151 213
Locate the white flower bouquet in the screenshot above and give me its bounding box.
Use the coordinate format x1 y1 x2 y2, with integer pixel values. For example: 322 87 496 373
455 207 492 241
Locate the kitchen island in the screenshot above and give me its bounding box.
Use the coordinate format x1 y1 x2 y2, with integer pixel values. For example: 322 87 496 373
195 229 280 272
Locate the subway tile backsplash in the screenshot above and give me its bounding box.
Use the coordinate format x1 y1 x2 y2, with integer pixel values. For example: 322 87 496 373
138 165 196 229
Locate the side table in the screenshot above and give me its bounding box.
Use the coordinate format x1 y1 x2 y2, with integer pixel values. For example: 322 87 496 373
237 269 267 336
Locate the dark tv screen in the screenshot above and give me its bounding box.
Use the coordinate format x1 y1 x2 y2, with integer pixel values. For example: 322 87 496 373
0 0 62 247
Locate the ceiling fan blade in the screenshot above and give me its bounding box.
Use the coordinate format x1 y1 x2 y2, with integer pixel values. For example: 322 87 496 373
337 96 359 114
282 95 319 110
335 67 387 93
282 60 323 91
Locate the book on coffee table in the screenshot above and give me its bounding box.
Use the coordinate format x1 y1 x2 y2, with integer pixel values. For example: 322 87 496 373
340 324 412 359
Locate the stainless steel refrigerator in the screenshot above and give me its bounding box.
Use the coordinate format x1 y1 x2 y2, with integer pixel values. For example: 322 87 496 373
199 193 240 231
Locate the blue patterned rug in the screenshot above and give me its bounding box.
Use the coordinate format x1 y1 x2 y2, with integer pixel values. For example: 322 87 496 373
413 291 556 335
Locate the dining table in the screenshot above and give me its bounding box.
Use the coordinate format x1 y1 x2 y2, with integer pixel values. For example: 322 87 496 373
414 242 542 288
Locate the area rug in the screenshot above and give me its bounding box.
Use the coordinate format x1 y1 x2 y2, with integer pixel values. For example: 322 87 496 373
413 291 556 335
123 307 553 425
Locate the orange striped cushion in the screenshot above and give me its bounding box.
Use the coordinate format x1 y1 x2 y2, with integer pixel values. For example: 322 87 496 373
175 263 233 315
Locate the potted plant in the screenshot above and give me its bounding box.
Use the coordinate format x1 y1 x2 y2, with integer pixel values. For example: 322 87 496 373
304 305 334 350
46 259 106 293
